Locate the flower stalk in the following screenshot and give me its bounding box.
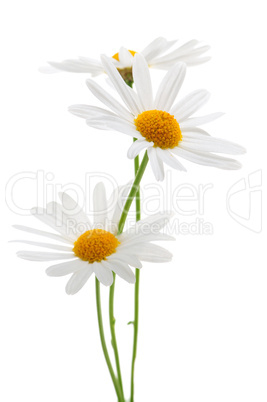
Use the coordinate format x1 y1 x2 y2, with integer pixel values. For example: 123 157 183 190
98 150 148 401
95 277 124 402
130 139 141 402
109 273 125 400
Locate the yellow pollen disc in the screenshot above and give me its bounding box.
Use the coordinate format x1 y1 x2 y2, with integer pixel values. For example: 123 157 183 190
134 110 182 149
112 50 137 61
73 229 120 263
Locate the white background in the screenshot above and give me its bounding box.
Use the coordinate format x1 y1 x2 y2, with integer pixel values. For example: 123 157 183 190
1 0 266 401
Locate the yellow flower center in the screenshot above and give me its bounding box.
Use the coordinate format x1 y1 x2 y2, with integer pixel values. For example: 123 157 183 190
73 229 120 263
112 50 137 61
134 110 182 149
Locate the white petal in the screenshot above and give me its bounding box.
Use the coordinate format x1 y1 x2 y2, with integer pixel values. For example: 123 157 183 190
183 56 211 66
118 211 174 241
147 147 165 181
118 47 134 67
65 265 94 295
171 90 210 121
119 233 175 246
86 115 141 138
141 37 167 59
176 45 210 59
169 39 199 53
48 57 103 74
179 112 224 128
180 137 246 155
68 104 117 120
133 54 153 110
46 201 83 237
127 139 152 159
151 40 209 65
108 252 142 268
94 262 114 286
102 260 136 284
58 192 91 228
11 240 72 252
93 182 108 228
157 148 186 171
46 259 87 277
154 62 186 111
86 79 133 121
30 207 76 241
109 183 131 232
181 127 211 137
17 251 74 261
172 147 242 169
131 243 172 262
137 254 172 263
137 211 174 228
100 55 142 116
12 225 72 244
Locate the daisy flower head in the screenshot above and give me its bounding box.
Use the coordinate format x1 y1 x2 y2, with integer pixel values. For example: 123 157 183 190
13 182 174 295
69 54 246 181
42 37 210 82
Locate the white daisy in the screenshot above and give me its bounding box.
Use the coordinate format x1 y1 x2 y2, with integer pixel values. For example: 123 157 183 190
69 54 246 181
13 182 174 295
41 37 210 79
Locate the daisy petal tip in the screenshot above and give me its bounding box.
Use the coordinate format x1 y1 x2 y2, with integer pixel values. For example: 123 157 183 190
237 145 247 155
232 161 243 170
130 276 136 284
100 54 111 67
65 286 73 296
85 78 95 90
68 106 78 115
100 54 108 61
16 251 24 259
177 61 187 72
102 277 114 287
127 149 135 160
45 267 52 277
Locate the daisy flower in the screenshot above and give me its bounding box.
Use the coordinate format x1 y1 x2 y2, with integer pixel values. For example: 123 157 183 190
13 182 174 295
69 54 246 181
42 37 210 81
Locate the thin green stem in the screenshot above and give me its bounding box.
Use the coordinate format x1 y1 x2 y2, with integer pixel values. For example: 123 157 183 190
117 151 149 236
130 139 141 402
130 268 140 402
103 150 148 402
95 278 124 402
109 273 125 400
134 150 141 222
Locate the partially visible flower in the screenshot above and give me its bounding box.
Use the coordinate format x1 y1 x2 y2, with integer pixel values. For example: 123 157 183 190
13 183 174 294
41 37 210 81
69 54 246 181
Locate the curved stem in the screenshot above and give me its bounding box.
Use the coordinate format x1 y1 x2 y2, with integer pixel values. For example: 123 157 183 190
109 273 125 400
95 278 124 402
130 141 141 402
130 268 140 402
117 151 149 236
102 150 148 402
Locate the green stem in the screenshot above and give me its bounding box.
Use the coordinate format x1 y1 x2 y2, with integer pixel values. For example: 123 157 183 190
103 150 148 402
130 268 140 402
95 278 124 402
130 139 141 402
117 151 149 236
109 273 125 400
